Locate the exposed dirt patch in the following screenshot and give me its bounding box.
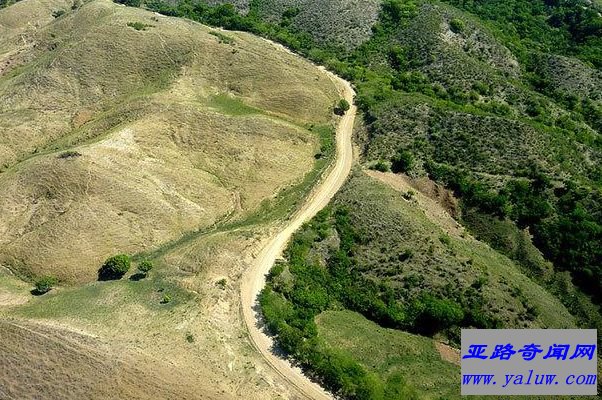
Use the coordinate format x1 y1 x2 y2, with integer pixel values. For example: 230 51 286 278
366 170 467 238
435 342 461 366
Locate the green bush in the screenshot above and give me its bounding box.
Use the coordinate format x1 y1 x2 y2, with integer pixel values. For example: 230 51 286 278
115 0 141 6
33 276 58 295
127 22 153 31
449 18 465 33
335 99 351 115
370 160 390 172
98 254 131 281
138 260 153 275
391 149 414 173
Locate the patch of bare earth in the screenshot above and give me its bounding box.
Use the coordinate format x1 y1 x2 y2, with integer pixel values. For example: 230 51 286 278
435 341 461 366
365 170 468 238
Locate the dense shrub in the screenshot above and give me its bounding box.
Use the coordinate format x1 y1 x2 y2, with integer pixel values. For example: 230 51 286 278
98 254 131 281
449 18 465 33
33 276 58 295
390 149 414 173
335 99 350 115
115 0 141 6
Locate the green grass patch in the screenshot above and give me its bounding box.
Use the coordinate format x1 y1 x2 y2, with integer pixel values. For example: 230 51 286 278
317 310 459 399
12 272 191 322
127 21 153 31
209 30 235 44
207 94 260 116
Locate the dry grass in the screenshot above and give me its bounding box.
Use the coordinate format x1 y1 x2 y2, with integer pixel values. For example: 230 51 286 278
1 227 296 399
0 0 339 283
0 319 224 399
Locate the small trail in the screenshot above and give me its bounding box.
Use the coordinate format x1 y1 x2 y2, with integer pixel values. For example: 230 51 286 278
240 47 356 400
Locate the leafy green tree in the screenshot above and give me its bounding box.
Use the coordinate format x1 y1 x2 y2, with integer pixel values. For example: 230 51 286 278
335 99 350 115
34 276 57 295
449 18 465 33
391 149 414 173
138 260 153 276
98 254 131 281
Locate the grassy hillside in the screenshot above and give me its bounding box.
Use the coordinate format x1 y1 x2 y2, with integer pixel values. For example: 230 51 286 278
260 171 584 398
0 0 339 283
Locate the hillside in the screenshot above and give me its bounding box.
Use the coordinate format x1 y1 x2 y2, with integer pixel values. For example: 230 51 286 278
204 0 381 49
0 1 349 399
0 0 600 399
0 0 339 283
261 170 582 398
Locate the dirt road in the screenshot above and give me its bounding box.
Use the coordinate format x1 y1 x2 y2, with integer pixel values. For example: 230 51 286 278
240 68 356 399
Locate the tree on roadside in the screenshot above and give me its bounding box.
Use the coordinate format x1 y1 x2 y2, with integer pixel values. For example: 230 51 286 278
137 260 153 277
334 99 350 115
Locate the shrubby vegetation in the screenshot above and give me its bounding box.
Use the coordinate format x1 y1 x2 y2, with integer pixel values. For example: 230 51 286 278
98 254 131 281
33 276 58 295
260 171 578 398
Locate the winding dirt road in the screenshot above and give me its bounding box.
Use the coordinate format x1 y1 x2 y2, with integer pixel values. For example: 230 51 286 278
240 68 356 400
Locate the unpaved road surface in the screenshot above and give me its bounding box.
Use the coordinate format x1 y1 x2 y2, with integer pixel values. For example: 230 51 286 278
240 66 356 399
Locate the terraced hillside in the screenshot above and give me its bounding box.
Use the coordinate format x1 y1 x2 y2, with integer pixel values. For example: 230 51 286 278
0 0 339 283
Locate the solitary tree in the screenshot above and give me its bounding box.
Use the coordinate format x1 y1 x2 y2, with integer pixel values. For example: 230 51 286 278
33 276 57 295
137 260 153 277
98 254 131 281
334 99 350 115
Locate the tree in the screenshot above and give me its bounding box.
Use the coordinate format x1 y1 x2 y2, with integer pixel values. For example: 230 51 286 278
98 254 131 281
335 99 350 115
138 260 153 276
450 18 465 33
391 149 414 173
33 276 57 295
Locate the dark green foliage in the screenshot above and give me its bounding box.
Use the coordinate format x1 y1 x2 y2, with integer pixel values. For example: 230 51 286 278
390 149 414 173
137 260 153 275
98 254 131 281
115 0 141 6
209 30 234 44
449 18 465 33
33 276 58 295
52 9 65 18
127 22 153 31
411 294 464 335
370 160 390 172
57 150 82 159
334 99 350 115
442 0 602 68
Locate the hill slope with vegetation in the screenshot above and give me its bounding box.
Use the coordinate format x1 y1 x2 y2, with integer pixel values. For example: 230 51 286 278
260 170 588 398
153 2 600 305
0 0 339 283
